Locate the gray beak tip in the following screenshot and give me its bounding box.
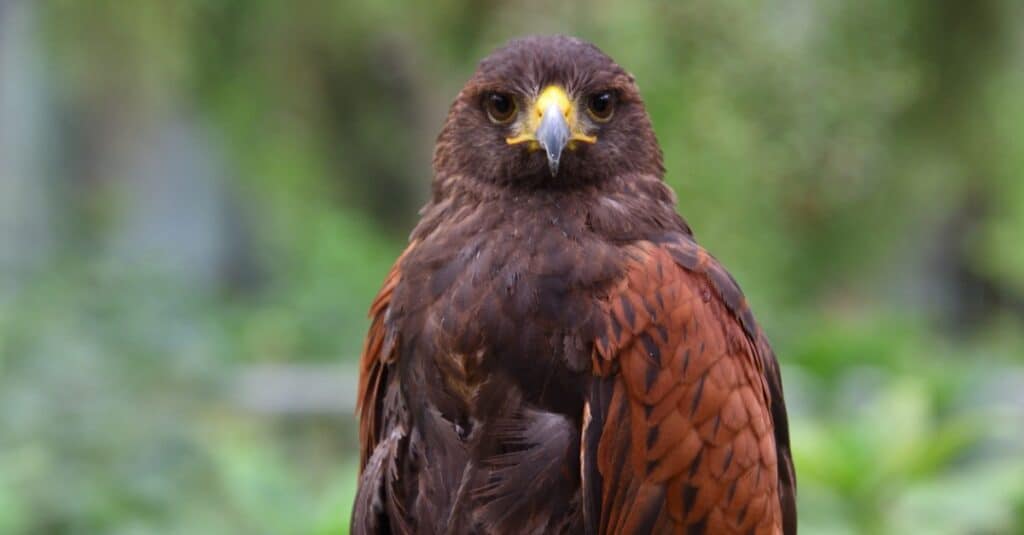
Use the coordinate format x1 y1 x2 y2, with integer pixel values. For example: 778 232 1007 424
547 155 560 177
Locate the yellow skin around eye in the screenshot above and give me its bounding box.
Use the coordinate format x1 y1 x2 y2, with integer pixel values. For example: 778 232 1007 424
506 86 598 150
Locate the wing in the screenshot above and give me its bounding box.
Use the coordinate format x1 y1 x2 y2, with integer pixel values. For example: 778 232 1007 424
582 239 796 535
352 244 415 535
356 252 403 467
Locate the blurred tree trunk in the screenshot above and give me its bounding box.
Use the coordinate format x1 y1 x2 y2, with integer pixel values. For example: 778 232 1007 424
0 0 53 277
907 0 1024 330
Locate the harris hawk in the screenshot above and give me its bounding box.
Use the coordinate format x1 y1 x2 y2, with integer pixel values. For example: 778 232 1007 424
352 36 796 534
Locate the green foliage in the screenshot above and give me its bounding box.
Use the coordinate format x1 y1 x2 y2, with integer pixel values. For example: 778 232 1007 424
2 0 1023 533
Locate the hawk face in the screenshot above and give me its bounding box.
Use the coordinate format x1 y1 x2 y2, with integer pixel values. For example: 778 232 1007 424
434 35 665 188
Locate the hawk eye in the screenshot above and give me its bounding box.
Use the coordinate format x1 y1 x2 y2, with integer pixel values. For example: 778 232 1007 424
484 92 517 124
586 91 616 122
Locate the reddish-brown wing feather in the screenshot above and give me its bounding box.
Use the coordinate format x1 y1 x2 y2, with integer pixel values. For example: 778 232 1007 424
357 242 414 467
584 241 790 535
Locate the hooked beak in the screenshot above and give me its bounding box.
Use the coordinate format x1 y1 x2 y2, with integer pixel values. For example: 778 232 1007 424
536 103 570 176
506 86 597 177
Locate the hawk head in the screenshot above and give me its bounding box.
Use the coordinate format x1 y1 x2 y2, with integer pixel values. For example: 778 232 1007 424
433 35 665 188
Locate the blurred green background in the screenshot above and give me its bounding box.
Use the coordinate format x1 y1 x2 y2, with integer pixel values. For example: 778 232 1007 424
2 0 1023 533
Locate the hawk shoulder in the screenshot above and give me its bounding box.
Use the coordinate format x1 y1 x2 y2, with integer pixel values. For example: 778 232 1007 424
583 238 796 534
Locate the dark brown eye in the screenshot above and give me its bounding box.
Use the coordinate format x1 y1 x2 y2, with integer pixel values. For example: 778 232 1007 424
484 92 517 124
587 91 616 121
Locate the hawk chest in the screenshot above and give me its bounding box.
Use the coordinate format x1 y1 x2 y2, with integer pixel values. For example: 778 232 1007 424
395 218 624 418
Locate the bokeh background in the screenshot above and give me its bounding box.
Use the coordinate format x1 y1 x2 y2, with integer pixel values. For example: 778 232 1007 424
2 0 1023 533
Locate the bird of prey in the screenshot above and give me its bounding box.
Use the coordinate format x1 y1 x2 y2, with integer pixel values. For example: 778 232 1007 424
353 35 796 535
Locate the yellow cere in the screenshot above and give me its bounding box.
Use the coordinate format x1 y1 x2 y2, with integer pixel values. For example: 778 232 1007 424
505 86 598 148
